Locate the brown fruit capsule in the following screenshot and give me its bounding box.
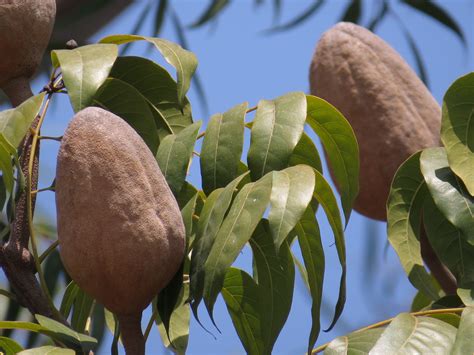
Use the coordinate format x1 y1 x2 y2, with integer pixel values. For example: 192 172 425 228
56 107 186 354
310 22 441 221
0 0 56 106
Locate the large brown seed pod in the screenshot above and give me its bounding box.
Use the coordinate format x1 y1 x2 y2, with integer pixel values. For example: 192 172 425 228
56 107 186 354
0 0 56 106
310 22 441 221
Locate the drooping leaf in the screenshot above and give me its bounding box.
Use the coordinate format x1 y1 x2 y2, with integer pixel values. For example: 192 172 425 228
324 328 384 355
367 0 388 31
60 281 80 318
189 173 248 317
250 221 295 353
387 152 439 300
51 44 118 112
399 24 428 86
340 0 362 23
295 206 325 353
451 306 474 355
288 132 322 173
189 0 230 28
156 121 201 195
181 193 199 249
93 78 159 154
306 95 359 224
100 35 198 107
222 268 264 355
0 336 23 355
153 0 169 36
108 56 193 140
202 173 273 321
90 304 106 349
312 169 346 331
401 0 466 45
370 313 456 353
421 147 474 245
201 102 247 194
441 72 474 195
18 346 74 355
71 288 94 333
268 165 315 249
248 92 307 180
263 0 324 33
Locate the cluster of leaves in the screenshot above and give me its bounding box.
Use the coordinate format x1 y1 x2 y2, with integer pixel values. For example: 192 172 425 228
0 34 360 354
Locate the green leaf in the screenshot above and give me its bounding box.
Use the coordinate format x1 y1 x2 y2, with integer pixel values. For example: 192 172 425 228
92 78 159 154
0 93 45 193
423 195 474 291
451 306 474 355
458 288 474 306
60 281 79 318
387 152 439 300
248 92 307 180
202 173 273 321
108 56 193 140
399 24 428 86
401 0 466 45
0 336 23 355
189 0 230 28
295 206 325 353
189 173 248 317
441 72 474 195
200 102 247 194
288 132 322 173
340 0 362 23
268 165 315 249
181 193 198 246
421 147 474 245
306 95 359 224
71 288 94 333
52 44 118 112
100 35 198 107
370 313 456 353
324 328 384 355
263 0 324 33
222 268 264 355
312 169 346 331
250 221 295 353
156 121 201 195
18 347 74 355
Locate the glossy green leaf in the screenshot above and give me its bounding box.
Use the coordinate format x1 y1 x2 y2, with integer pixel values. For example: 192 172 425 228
387 152 439 300
250 221 294 353
100 35 197 107
295 206 324 353
60 281 79 318
189 0 230 28
421 147 474 245
312 169 346 330
306 95 359 224
201 102 247 194
401 0 466 45
340 0 362 23
222 268 264 355
18 347 74 355
324 328 384 355
248 92 307 180
156 121 201 195
441 72 474 195
93 78 159 154
370 313 456 353
0 93 45 193
108 56 193 140
71 288 94 333
269 165 315 249
451 306 474 355
0 336 23 355
202 173 273 321
189 173 248 316
423 195 474 291
52 44 118 112
288 132 322 173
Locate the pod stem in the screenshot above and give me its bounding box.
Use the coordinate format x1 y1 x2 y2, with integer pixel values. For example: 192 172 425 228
2 76 33 107
117 312 145 355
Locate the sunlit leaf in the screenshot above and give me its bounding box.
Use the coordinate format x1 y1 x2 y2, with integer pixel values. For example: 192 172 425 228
18 346 74 355
451 306 474 355
288 132 322 173
52 44 118 112
441 72 474 195
201 102 247 194
324 328 384 355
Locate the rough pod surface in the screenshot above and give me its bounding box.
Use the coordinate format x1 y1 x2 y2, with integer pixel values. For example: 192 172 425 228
0 0 56 106
56 107 186 354
310 22 441 221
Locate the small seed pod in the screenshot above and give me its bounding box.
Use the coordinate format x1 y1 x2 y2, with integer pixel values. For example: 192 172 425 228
56 107 186 354
0 0 56 106
310 22 441 221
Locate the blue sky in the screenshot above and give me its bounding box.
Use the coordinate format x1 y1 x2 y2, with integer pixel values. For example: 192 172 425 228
4 1 473 354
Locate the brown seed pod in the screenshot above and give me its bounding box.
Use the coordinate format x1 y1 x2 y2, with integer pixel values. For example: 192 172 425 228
56 107 186 354
310 22 441 221
0 0 56 106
